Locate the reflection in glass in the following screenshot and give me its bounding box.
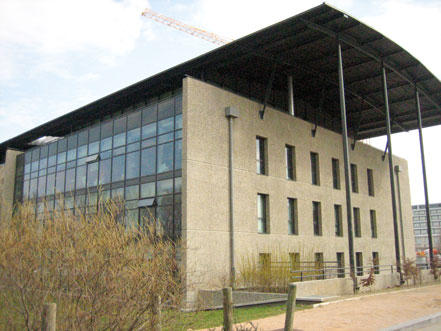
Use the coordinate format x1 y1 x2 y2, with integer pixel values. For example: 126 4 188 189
38 176 46 197
141 147 156 176
175 140 182 170
65 168 76 192
46 174 55 196
87 162 98 187
55 171 65 193
158 117 174 135
78 145 87 158
142 123 156 139
127 128 140 144
99 159 111 185
113 133 126 148
141 182 155 198
158 142 173 173
126 151 140 179
157 179 173 196
67 149 77 161
88 141 99 155
76 165 86 190
112 155 125 182
125 185 139 200
100 137 112 151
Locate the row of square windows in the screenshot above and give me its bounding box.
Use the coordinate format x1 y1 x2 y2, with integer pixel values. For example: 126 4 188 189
256 137 375 195
257 194 378 238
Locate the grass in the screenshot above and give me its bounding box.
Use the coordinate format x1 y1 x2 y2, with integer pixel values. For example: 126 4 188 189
181 303 312 330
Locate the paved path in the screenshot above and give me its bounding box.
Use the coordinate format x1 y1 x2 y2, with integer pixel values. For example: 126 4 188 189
205 283 441 331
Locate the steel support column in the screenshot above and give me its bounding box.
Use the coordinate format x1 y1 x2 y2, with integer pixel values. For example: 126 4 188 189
381 64 402 281
415 88 435 268
337 41 357 292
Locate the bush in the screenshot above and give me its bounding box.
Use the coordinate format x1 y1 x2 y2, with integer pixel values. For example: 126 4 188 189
0 200 189 330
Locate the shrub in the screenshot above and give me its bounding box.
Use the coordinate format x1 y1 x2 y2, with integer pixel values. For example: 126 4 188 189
0 200 189 330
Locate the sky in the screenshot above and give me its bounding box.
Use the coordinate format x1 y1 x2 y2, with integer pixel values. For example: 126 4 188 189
0 0 440 204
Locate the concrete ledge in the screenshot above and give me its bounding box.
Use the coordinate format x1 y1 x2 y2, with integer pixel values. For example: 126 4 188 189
380 312 441 331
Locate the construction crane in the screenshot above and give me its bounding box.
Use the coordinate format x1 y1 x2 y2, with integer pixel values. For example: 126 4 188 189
141 8 233 46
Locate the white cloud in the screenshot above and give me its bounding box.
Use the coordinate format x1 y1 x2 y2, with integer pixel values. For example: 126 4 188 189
190 0 354 39
361 0 441 79
0 0 150 56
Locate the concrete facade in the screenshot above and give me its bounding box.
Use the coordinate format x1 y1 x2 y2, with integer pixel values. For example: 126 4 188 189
0 149 22 222
183 77 415 290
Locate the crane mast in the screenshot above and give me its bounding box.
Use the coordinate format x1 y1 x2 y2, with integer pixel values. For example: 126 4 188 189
141 9 232 46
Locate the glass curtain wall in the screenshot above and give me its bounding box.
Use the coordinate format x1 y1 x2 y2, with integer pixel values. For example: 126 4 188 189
14 93 183 239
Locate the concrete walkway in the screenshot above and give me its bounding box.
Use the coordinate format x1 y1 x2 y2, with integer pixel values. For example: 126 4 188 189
205 283 441 331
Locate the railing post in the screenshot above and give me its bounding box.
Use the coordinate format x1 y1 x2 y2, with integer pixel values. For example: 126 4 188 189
41 303 56 331
301 271 303 282
152 294 161 331
223 287 233 331
284 283 297 331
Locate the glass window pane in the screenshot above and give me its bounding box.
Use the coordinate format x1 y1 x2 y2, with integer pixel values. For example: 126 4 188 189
142 104 157 125
101 137 112 151
112 187 124 200
55 171 65 193
25 163 31 174
38 176 46 198
175 114 182 130
125 185 139 200
68 135 77 150
39 158 47 170
113 133 126 148
57 152 66 165
113 146 125 156
158 117 174 135
127 110 142 130
31 160 39 172
32 148 40 162
78 130 88 146
65 168 76 192
141 147 156 176
49 142 58 156
23 180 30 200
101 121 113 139
30 178 38 198
158 132 173 144
175 94 182 114
67 149 77 162
175 140 182 170
87 162 98 187
39 169 47 176
99 159 112 185
47 166 56 175
76 165 86 190
40 145 48 158
158 99 174 120
25 152 32 164
89 126 100 142
141 182 155 198
88 141 99 155
127 128 140 144
141 137 156 149
157 142 173 173
157 178 173 196
78 145 87 158
157 206 173 235
127 142 140 153
112 155 125 182
175 177 182 193
57 163 66 172
100 150 112 160
57 139 67 153
126 151 140 180
46 174 55 196
48 155 57 167
114 117 126 135
142 123 156 139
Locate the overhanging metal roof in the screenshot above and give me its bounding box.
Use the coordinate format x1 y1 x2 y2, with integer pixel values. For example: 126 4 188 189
1 2 440 162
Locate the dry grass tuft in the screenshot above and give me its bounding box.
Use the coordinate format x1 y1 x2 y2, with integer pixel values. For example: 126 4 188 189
0 199 191 330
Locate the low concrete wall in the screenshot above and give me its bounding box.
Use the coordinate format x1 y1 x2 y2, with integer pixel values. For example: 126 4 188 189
199 290 287 309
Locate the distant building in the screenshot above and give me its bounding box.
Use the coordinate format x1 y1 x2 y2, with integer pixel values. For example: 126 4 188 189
412 203 441 251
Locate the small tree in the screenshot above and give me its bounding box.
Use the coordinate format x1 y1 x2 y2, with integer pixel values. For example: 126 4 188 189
402 258 420 286
430 255 440 280
360 268 375 291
